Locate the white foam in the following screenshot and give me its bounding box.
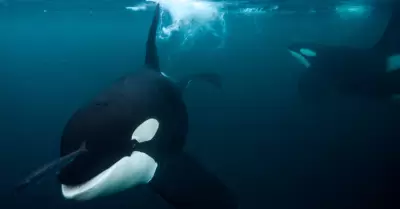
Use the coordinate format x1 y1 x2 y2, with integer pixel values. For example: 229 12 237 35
126 0 227 47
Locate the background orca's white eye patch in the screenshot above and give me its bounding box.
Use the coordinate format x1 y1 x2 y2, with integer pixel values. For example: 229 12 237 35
300 48 317 57
161 72 169 78
288 50 311 69
131 118 159 143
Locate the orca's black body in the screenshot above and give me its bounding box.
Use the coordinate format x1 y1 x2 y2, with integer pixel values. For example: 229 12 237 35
56 4 238 209
288 2 400 101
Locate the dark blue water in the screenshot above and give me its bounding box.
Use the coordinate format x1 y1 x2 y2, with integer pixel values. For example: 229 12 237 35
1 1 399 209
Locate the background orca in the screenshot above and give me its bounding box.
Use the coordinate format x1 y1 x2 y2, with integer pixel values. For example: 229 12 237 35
56 4 238 209
287 1 400 101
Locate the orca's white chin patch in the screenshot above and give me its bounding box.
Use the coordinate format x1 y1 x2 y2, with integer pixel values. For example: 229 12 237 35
61 151 158 201
288 50 311 68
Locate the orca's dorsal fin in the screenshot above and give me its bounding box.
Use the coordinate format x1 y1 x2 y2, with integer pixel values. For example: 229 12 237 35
373 1 400 55
144 4 161 72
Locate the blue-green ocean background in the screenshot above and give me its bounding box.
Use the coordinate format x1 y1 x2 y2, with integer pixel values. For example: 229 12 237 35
1 1 399 209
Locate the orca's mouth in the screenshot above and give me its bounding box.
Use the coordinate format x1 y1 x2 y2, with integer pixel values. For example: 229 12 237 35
288 49 311 68
58 148 125 185
57 147 128 199
60 164 114 198
60 156 124 200
57 145 158 201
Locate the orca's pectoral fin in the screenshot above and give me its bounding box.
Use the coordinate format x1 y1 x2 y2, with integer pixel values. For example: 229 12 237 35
149 152 239 209
144 3 161 71
178 73 222 91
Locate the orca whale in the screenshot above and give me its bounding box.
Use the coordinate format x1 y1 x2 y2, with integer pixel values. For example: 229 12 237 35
287 2 400 101
56 4 238 209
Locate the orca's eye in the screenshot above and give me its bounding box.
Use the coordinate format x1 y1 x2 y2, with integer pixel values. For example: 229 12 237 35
131 118 160 143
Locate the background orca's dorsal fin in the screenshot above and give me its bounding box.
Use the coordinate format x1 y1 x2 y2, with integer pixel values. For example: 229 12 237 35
144 4 161 72
373 1 400 55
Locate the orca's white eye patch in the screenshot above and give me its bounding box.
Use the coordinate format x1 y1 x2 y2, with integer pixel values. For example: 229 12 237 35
131 118 159 143
300 48 317 57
